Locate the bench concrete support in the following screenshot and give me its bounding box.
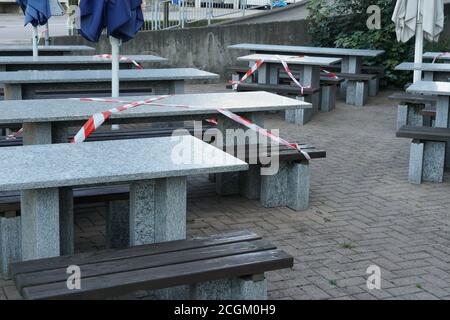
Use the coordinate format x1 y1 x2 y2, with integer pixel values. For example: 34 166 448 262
130 177 187 246
397 104 424 130
189 275 267 300
168 80 185 94
106 199 130 249
0 216 21 279
409 140 446 184
21 188 60 261
320 85 336 112
368 77 380 97
59 188 74 256
346 81 368 107
435 96 450 128
239 164 261 200
3 84 22 100
285 96 312 125
216 113 264 195
260 160 310 211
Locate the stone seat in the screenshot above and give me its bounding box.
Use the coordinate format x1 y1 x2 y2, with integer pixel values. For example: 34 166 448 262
396 125 450 184
9 230 293 300
218 142 326 211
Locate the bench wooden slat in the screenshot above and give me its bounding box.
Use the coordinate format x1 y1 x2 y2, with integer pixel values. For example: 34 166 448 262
396 125 450 141
233 83 320 95
15 239 275 289
20 249 292 300
333 73 376 81
10 230 260 276
388 92 437 104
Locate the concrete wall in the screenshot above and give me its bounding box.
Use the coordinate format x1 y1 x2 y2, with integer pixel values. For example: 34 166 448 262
52 19 311 79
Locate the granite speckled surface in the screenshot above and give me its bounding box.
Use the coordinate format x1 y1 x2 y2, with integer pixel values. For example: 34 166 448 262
0 68 218 84
395 62 450 72
0 136 248 191
0 55 167 65
0 92 311 125
229 43 385 57
238 54 341 66
0 45 95 53
407 81 450 96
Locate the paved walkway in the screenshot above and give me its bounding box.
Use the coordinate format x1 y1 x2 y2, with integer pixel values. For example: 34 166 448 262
1 86 449 300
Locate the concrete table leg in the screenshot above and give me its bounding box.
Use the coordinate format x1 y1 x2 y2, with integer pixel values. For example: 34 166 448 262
340 56 362 100
287 161 310 211
0 216 21 279
21 188 60 261
3 84 23 100
130 177 187 246
285 96 312 125
22 122 53 146
423 71 434 81
409 140 424 184
239 164 261 200
106 200 130 249
368 77 380 97
346 81 368 107
189 275 267 300
320 85 336 112
168 80 185 94
435 96 450 128
397 105 408 130
216 113 264 195
268 63 279 85
256 63 269 84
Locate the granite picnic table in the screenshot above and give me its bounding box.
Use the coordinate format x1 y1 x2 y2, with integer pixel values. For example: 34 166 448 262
423 52 450 62
0 55 167 71
395 62 450 82
0 45 96 56
236 54 341 114
0 68 219 100
0 136 248 266
229 44 385 107
0 92 311 143
406 81 450 181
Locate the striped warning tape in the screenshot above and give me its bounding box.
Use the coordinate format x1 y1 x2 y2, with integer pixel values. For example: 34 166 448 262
95 54 144 69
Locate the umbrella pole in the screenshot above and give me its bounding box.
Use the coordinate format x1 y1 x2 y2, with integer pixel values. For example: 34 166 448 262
44 23 50 46
414 0 423 82
110 36 121 130
32 26 39 57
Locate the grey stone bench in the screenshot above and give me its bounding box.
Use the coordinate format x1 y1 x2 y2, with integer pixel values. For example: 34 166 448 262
396 126 450 184
0 45 95 57
10 231 293 300
0 68 219 100
216 142 326 211
0 137 248 279
0 55 167 72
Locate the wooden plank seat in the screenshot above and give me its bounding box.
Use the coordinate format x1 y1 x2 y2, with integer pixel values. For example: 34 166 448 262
389 93 437 129
217 142 326 211
396 125 450 184
229 82 319 96
9 230 294 300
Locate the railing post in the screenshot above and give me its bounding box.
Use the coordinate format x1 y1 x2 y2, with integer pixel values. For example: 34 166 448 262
163 1 170 29
207 0 212 25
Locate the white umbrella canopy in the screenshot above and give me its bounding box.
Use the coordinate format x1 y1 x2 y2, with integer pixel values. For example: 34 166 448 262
392 0 445 82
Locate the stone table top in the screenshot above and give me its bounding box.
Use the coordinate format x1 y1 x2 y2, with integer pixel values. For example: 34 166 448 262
0 68 218 84
0 55 167 65
0 45 95 53
228 43 385 58
423 52 450 61
407 81 450 96
0 136 248 191
395 62 450 72
237 54 342 66
0 91 310 125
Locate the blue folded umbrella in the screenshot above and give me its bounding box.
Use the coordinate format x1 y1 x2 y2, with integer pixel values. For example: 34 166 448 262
79 0 144 43
16 0 51 27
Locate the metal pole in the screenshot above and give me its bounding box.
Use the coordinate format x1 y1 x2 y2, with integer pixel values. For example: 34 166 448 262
32 26 39 57
413 0 423 82
163 1 170 29
110 36 121 98
44 23 50 46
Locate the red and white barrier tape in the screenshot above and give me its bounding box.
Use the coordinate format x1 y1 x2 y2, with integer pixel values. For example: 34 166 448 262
71 96 169 143
432 52 450 64
95 54 144 69
72 97 310 160
229 56 312 95
321 68 339 79
6 128 23 140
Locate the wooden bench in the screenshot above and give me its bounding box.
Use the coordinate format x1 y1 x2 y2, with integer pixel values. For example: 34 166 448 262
10 231 293 300
396 125 450 184
389 92 437 129
217 142 326 211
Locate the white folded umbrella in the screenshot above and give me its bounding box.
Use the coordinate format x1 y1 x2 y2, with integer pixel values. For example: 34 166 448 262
392 0 444 82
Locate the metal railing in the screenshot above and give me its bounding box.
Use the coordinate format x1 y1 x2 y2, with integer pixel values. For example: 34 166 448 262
141 0 280 31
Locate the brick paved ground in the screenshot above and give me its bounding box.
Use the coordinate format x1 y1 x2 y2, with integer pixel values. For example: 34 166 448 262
1 84 449 300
